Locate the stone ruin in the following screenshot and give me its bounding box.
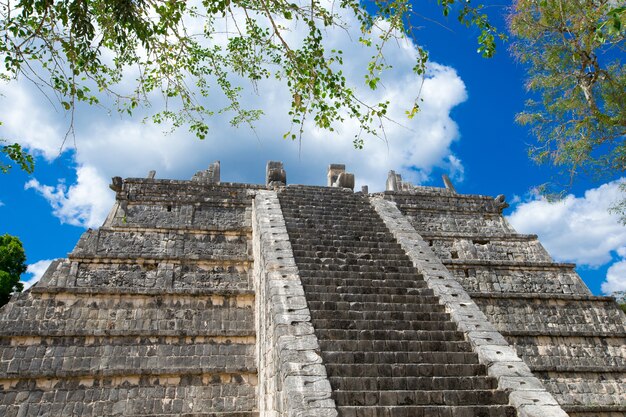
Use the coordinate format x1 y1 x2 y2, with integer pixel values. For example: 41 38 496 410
0 161 624 417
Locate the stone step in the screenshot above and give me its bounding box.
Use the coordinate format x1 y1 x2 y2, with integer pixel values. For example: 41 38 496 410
323 351 479 365
294 257 415 268
333 389 510 406
325 363 488 377
280 200 373 208
284 218 388 227
302 292 441 304
280 190 359 197
280 199 368 207
296 263 416 274
290 240 403 250
311 319 459 332
280 200 370 208
336 405 517 417
288 235 398 244
318 339 473 353
302 284 433 297
293 250 410 261
329 376 498 391
144 414 260 417
150 414 260 417
313 310 450 323
307 301 446 313
295 271 425 282
291 248 406 260
283 203 368 209
315 329 465 342
283 215 384 224
284 225 391 234
290 241 402 250
284 223 391 234
300 277 429 288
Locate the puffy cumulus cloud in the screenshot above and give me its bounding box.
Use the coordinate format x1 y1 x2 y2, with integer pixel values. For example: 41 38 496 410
6 5 468 228
24 165 112 228
506 180 626 295
22 259 55 290
507 180 626 266
0 83 65 160
603 248 626 294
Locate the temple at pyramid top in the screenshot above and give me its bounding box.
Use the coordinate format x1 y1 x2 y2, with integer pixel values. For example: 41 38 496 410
0 161 624 417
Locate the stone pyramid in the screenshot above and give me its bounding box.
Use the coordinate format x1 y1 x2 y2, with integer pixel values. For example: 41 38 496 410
0 162 623 417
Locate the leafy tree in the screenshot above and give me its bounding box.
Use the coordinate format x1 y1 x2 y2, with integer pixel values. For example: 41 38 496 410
509 1 625 209
1 139 34 174
0 234 26 307
0 0 502 156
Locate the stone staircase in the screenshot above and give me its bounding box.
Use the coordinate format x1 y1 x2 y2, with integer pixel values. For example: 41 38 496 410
278 186 517 417
384 189 626 416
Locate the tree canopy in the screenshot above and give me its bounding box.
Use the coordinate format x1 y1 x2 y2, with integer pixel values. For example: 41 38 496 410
3 0 623 225
0 234 26 306
509 1 625 204
0 0 502 170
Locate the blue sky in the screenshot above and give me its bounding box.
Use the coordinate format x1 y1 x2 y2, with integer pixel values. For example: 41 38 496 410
1 1 625 295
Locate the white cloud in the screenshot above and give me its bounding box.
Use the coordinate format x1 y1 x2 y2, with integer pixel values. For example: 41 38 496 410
22 259 55 290
24 165 112 228
506 180 626 295
603 247 626 294
4 5 468 229
507 180 626 267
0 200 4 207
0 83 65 161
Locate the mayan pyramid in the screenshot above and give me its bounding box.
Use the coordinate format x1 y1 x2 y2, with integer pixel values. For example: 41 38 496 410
0 161 624 417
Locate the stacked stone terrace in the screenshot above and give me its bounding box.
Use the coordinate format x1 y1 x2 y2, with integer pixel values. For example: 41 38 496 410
0 161 624 417
383 172 626 417
0 164 260 416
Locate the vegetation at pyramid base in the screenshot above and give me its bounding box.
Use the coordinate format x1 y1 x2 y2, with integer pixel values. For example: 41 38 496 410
509 1 626 219
0 234 26 307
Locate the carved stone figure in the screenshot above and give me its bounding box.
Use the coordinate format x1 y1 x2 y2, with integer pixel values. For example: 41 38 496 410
266 160 286 187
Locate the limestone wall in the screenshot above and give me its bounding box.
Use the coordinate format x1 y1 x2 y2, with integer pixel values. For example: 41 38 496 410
446 264 590 295
110 202 250 230
0 178 259 417
72 229 249 260
43 258 251 291
427 236 552 262
512 335 626 369
474 296 626 335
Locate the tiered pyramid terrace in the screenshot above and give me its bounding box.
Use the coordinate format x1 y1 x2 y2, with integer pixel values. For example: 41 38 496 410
0 162 623 417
